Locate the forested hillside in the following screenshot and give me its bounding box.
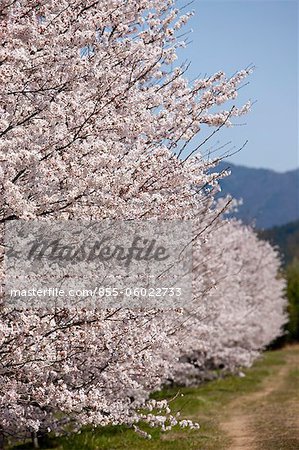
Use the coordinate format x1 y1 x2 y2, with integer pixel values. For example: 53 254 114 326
259 220 299 265
214 161 299 229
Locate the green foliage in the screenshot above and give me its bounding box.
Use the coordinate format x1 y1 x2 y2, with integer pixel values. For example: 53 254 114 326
285 259 299 341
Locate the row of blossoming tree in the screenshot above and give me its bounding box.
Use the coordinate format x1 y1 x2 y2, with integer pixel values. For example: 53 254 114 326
0 0 286 447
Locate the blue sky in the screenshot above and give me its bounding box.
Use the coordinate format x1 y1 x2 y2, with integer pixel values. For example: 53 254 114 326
176 0 298 172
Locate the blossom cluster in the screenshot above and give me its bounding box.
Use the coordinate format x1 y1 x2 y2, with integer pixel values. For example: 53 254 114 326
0 0 285 443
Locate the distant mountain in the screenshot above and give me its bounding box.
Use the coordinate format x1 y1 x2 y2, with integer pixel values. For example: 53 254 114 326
213 161 299 229
258 220 299 266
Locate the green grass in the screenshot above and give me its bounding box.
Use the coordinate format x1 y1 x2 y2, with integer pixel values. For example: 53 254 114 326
9 347 296 450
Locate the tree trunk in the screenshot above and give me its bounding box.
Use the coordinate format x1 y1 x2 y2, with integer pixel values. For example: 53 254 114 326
0 430 4 450
31 432 39 449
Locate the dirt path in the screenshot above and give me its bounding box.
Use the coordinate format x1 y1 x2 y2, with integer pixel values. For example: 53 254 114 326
220 346 299 450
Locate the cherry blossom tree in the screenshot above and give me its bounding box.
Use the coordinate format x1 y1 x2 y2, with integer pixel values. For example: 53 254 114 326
0 0 285 447
171 218 287 385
